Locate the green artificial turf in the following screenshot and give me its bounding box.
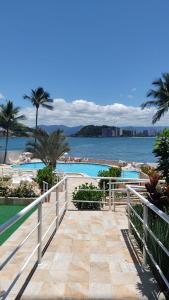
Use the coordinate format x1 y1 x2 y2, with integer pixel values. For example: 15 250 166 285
0 204 36 245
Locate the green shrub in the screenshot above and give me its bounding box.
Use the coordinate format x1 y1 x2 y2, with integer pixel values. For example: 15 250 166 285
140 165 160 177
130 204 169 296
0 181 9 197
0 180 40 198
6 181 40 198
153 129 169 183
72 182 103 210
0 176 11 182
35 166 59 192
98 166 121 191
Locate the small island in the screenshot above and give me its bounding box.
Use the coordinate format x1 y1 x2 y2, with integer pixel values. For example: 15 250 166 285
72 125 159 137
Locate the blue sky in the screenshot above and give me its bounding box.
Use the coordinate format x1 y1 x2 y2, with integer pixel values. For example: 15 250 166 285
0 0 169 126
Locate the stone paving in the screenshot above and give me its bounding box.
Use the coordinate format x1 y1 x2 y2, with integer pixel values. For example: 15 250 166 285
0 177 160 299
20 208 159 300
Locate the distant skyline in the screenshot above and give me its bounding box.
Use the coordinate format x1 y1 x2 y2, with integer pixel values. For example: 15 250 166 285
0 0 169 126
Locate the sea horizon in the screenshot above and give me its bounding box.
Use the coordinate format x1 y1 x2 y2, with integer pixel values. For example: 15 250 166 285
0 136 156 163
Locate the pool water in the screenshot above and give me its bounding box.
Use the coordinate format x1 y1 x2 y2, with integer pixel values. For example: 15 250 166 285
13 162 140 178
121 170 140 179
13 162 109 177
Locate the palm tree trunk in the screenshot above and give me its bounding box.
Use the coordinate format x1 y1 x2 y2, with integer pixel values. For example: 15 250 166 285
3 128 9 164
35 108 38 145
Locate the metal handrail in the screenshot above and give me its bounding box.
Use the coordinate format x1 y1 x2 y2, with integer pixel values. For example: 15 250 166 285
0 177 66 235
127 185 169 224
0 175 162 298
0 176 67 299
126 184 169 289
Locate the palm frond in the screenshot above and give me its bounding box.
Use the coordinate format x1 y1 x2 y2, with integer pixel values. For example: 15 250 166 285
41 103 54 110
26 129 70 168
141 73 169 123
152 108 167 124
141 100 158 109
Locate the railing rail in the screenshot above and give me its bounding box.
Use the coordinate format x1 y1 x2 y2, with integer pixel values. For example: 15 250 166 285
66 176 150 212
0 175 165 298
0 176 67 299
126 184 169 289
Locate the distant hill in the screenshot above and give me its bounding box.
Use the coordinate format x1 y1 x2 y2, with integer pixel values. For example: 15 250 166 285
39 125 83 136
74 125 113 137
38 124 169 137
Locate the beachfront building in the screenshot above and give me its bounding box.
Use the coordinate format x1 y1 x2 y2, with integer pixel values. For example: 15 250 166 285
102 126 124 137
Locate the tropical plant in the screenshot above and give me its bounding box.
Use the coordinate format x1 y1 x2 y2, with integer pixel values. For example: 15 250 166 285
153 129 169 183
140 165 160 177
98 166 121 191
0 180 40 197
141 73 169 124
130 203 169 296
23 87 53 143
26 128 70 169
0 101 26 163
35 166 59 192
6 181 40 198
72 182 103 210
144 174 169 211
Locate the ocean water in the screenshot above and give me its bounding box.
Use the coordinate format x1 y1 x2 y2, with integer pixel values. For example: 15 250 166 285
0 136 156 163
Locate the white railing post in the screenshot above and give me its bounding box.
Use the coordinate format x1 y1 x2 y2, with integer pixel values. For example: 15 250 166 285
112 183 115 212
43 181 45 194
65 177 68 210
103 181 106 206
143 204 148 266
127 189 132 236
56 186 59 230
37 201 42 264
108 179 112 211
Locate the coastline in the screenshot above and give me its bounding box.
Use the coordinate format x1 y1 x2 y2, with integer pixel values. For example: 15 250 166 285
0 136 156 163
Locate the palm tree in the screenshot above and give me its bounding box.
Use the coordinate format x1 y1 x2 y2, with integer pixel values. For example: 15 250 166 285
23 87 53 143
0 101 26 163
141 73 169 124
26 128 70 169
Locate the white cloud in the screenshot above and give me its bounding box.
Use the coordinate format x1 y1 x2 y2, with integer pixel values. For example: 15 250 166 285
0 94 4 100
21 98 169 127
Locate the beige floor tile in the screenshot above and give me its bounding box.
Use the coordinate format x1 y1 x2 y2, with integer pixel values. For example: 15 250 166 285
64 282 88 298
90 270 111 284
67 269 89 283
90 261 110 273
1 190 159 299
89 283 112 299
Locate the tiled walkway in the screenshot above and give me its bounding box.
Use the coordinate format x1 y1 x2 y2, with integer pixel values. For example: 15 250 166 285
20 208 159 300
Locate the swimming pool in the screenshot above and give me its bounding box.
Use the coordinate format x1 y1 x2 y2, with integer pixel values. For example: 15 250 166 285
12 162 140 178
12 162 109 177
121 170 140 179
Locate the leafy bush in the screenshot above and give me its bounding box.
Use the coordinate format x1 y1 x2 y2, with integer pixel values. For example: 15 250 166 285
98 166 121 191
129 172 169 295
153 129 169 183
0 176 12 182
6 181 40 198
140 165 160 177
72 183 103 210
0 180 40 198
130 204 169 296
145 174 169 211
0 181 9 197
35 166 59 192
